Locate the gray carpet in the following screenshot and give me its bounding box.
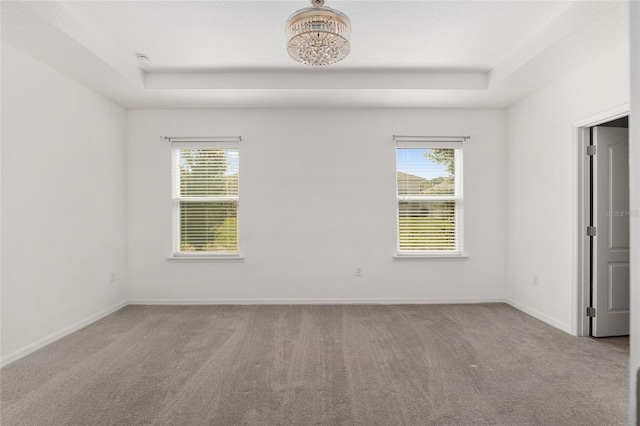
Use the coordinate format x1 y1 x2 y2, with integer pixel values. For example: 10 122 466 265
0 304 629 425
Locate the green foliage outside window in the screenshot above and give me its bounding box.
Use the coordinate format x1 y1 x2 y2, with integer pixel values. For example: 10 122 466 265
397 148 458 252
178 149 238 253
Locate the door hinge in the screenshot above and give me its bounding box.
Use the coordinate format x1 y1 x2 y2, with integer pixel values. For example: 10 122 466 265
587 145 597 156
586 307 596 317
587 226 597 237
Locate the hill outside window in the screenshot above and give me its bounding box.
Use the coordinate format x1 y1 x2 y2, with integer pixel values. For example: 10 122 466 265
170 137 240 258
395 136 465 257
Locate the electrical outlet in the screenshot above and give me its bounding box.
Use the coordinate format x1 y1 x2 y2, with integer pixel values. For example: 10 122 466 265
532 274 539 286
356 267 362 277
110 273 116 283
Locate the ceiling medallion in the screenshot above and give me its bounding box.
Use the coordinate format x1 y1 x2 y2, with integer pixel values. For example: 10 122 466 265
286 0 351 66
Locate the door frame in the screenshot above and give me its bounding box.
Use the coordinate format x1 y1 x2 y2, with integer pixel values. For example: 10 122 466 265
574 103 629 337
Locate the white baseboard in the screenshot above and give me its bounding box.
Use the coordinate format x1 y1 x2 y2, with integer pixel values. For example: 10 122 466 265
506 299 573 335
0 301 128 368
128 297 505 305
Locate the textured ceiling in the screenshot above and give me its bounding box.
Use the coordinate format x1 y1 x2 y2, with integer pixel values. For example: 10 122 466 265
0 1 630 108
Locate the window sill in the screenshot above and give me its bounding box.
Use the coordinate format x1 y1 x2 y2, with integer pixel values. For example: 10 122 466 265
167 254 244 263
393 253 468 261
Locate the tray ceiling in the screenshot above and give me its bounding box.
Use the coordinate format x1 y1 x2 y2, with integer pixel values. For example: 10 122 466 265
0 1 630 108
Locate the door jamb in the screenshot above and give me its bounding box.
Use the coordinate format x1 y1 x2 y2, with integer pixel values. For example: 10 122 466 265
573 104 629 337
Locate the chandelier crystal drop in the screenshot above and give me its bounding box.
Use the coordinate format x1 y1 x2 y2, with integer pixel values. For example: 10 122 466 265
286 0 351 66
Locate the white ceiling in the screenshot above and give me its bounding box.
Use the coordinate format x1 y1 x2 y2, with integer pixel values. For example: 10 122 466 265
0 1 630 109
60 1 571 70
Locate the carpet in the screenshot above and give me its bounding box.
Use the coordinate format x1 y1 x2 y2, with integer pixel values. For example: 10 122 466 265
0 303 629 425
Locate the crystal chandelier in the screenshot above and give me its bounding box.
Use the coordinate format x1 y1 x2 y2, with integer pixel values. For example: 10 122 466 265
286 0 351 66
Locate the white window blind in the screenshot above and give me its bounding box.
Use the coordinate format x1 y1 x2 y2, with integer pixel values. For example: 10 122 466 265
170 138 240 255
395 138 463 254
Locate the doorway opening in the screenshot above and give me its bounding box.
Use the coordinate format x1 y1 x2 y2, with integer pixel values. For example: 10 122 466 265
576 111 630 338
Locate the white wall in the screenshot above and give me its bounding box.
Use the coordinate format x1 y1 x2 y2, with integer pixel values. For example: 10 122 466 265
506 44 630 333
127 109 506 303
0 43 128 363
629 2 639 423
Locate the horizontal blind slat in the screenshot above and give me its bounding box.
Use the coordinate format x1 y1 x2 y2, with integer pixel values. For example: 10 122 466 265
398 198 457 252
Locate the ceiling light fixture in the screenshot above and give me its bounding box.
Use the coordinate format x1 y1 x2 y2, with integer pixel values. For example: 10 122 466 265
286 0 351 66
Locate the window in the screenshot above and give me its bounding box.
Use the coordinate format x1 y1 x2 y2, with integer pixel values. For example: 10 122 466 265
170 138 240 257
395 137 464 255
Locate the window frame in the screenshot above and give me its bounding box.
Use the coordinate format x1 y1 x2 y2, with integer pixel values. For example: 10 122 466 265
394 138 465 258
169 137 242 261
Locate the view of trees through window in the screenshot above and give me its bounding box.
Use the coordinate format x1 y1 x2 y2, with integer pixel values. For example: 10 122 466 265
397 148 458 251
177 148 239 253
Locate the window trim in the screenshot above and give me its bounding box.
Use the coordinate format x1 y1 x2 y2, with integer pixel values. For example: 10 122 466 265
395 137 465 257
169 137 242 260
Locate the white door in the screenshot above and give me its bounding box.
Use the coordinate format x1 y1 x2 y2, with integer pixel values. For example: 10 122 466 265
592 126 630 337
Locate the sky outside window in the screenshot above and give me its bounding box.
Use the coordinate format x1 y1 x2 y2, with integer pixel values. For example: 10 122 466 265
225 150 239 175
397 148 449 179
